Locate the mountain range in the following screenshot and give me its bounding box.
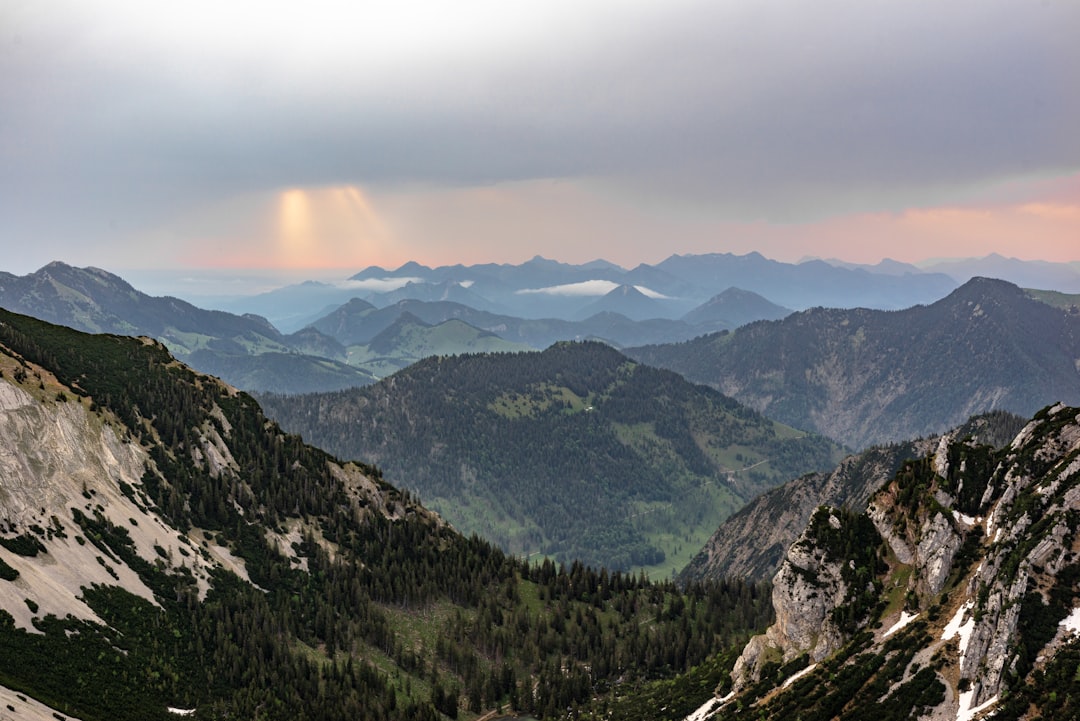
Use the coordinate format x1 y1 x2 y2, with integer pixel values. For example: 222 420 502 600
5 287 1080 720
0 262 796 391
0 262 376 393
257 341 845 573
0 308 771 721
224 252 960 331
628 277 1080 449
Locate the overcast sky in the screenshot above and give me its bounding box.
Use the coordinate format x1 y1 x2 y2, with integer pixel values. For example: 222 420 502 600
2 0 1078 278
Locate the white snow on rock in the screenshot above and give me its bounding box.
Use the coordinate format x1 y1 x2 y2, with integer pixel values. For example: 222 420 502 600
952 510 978 526
168 708 196 716
956 689 998 721
1060 607 1080 635
883 611 919 638
684 696 721 721
782 663 817 688
942 601 976 666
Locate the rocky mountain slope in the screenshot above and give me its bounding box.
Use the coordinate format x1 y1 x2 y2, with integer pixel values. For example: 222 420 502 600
258 341 845 573
628 277 1080 449
682 411 1027 584
683 402 1080 721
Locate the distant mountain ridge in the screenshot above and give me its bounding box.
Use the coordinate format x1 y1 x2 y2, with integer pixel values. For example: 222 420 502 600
0 263 800 391
628 277 1080 448
223 251 959 330
0 262 375 393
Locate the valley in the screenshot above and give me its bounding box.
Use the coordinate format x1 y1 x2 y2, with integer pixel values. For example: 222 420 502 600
7 2 1078 717
256 341 844 575
1 255 1079 721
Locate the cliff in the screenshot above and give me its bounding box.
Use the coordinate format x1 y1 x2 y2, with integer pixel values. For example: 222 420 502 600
699 403 1080 720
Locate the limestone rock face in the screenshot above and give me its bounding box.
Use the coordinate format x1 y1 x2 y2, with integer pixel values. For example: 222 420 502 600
712 405 1080 721
731 508 868 690
684 439 937 584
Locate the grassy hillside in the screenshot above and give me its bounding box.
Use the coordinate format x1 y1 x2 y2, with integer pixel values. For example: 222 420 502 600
258 342 845 574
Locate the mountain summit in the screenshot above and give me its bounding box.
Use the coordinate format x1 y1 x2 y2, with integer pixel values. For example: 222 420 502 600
629 277 1080 448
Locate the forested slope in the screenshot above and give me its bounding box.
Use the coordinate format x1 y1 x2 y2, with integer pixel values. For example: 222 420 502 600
628 277 1080 448
0 308 773 721
259 342 844 573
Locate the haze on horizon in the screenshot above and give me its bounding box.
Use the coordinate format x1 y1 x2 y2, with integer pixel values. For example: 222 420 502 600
2 0 1078 275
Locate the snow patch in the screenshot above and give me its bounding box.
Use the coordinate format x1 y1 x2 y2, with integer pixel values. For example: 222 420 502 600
956 690 998 721
1059 607 1080 635
952 510 978 526
883 611 919 638
782 663 817 688
684 696 721 721
942 601 976 667
168 708 196 716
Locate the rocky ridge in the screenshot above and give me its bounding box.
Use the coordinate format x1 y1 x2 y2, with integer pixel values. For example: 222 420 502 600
681 411 1025 585
695 402 1080 720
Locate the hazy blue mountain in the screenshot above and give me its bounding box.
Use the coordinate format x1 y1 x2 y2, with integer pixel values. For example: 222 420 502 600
0 262 374 393
574 284 671 321
819 257 926 276
921 252 1080 292
681 287 792 332
308 297 703 351
364 279 498 310
217 279 361 332
655 252 959 310
628 277 1080 448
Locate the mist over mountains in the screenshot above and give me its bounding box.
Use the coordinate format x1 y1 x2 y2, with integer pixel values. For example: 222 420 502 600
220 252 962 332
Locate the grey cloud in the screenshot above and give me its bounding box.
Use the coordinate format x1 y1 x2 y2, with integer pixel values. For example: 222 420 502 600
2 0 1078 247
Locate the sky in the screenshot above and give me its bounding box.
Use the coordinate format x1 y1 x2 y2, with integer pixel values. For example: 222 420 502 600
2 0 1078 282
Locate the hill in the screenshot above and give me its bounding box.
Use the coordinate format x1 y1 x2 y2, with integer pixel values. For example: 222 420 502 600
575 285 672 321
257 342 844 573
0 308 772 721
0 262 374 393
345 313 533 376
681 288 792 333
628 277 1080 448
309 296 709 352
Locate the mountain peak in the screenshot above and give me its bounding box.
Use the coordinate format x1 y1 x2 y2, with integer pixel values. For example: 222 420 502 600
944 276 1026 304
607 283 648 299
